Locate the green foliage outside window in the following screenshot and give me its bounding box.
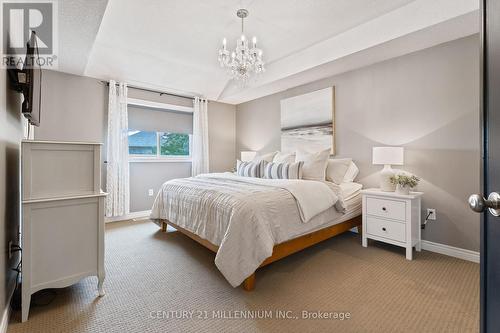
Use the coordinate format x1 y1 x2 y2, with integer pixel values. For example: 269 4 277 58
160 133 190 156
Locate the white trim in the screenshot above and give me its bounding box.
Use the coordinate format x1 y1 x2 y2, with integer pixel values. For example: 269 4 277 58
421 240 480 263
361 188 423 200
105 210 151 223
23 192 107 204
129 158 191 163
127 98 193 113
351 229 480 263
21 140 103 145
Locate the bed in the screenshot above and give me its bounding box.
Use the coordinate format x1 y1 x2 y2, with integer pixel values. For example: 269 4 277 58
150 173 362 291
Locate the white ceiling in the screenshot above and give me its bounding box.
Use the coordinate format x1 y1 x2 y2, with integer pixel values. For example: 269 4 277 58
55 0 479 104
57 0 109 75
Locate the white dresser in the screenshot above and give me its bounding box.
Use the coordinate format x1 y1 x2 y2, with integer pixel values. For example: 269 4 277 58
21 140 107 322
361 188 423 260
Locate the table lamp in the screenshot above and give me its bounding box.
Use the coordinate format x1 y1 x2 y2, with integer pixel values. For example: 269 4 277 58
372 147 404 192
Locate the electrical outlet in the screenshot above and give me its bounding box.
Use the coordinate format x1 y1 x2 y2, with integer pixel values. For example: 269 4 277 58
148 189 154 196
8 241 12 259
427 208 436 220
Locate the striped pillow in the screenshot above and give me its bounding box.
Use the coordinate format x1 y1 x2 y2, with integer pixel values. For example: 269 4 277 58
263 161 303 180
236 160 262 178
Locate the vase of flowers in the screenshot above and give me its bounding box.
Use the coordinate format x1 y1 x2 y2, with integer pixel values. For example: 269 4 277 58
390 174 420 195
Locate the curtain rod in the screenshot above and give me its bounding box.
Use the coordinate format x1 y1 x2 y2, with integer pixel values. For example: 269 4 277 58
101 80 204 101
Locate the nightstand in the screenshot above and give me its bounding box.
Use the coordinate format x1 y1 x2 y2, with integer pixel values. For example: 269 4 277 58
361 188 423 260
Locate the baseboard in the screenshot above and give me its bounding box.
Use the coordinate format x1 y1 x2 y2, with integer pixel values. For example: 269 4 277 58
105 215 480 263
421 240 480 263
351 229 479 263
105 210 151 223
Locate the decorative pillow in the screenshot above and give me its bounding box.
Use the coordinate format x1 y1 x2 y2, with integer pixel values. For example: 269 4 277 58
263 161 303 180
326 158 352 184
273 151 296 164
295 148 330 181
236 160 262 178
343 161 360 182
252 151 277 163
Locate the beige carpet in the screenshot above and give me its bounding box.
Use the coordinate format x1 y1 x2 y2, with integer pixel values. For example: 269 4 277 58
8 220 479 333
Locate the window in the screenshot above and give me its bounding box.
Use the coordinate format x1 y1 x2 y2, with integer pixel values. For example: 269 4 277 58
128 131 157 155
128 130 191 161
159 132 190 156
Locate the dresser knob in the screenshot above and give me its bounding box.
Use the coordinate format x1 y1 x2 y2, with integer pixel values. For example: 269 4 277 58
382 227 386 231
382 207 387 211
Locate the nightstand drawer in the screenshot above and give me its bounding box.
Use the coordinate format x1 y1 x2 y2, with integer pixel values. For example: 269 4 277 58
366 197 406 221
366 216 406 242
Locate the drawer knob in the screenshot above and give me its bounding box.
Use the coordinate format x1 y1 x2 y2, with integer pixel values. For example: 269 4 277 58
382 227 387 231
382 207 387 211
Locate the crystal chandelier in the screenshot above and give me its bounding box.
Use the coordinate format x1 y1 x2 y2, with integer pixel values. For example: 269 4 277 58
218 9 265 83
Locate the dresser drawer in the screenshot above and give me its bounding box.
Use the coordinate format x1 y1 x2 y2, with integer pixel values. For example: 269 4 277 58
366 197 406 221
366 216 406 242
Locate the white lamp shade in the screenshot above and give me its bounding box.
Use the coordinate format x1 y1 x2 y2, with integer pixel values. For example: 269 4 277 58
372 147 404 165
240 151 257 162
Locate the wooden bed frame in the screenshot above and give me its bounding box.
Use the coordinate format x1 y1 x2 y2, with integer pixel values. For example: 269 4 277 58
160 215 362 291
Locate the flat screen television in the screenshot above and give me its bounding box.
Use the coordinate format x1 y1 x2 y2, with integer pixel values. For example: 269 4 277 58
8 31 42 127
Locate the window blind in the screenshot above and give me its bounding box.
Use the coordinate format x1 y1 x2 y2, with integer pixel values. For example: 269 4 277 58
128 105 193 134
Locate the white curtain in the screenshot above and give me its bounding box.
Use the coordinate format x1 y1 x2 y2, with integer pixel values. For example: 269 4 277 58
105 80 130 217
191 97 209 176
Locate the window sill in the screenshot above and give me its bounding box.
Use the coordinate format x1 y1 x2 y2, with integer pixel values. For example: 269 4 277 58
129 158 192 163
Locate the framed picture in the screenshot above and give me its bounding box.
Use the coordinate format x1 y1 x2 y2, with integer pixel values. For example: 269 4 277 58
280 87 335 154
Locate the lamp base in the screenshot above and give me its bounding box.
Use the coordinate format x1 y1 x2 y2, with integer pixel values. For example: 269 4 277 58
380 165 396 192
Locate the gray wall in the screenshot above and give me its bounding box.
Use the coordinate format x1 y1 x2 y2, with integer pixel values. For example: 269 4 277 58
236 35 480 251
34 70 107 143
34 70 236 214
207 101 236 173
0 70 23 317
129 162 191 212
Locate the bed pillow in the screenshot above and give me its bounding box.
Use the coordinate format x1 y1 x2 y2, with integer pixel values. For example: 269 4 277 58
295 148 330 181
263 161 303 179
343 161 360 182
326 158 352 184
236 160 262 178
252 151 277 163
272 151 296 164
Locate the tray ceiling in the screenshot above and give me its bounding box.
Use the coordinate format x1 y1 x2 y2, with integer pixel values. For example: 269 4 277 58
54 0 479 104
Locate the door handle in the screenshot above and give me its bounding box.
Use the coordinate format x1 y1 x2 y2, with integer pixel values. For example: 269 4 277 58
468 192 500 216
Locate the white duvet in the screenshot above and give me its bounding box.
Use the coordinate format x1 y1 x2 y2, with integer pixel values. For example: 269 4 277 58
150 173 344 287
201 173 340 223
